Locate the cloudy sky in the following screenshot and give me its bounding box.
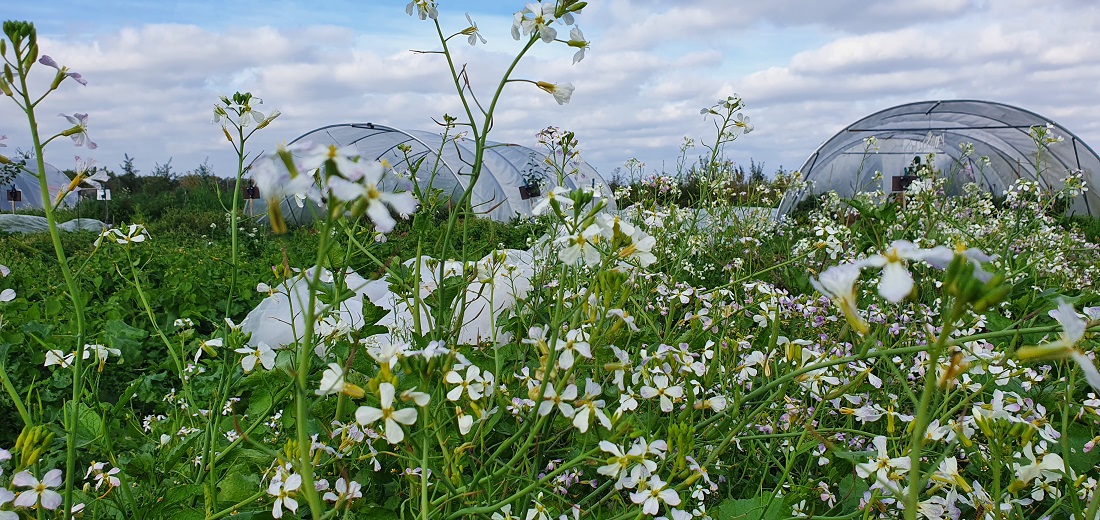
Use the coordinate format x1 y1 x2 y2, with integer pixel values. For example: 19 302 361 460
2 0 1098 182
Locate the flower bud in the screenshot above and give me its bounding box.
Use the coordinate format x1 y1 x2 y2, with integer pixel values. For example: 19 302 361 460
23 43 39 71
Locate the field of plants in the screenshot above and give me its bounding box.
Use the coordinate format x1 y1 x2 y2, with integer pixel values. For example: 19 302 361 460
3 3 1100 520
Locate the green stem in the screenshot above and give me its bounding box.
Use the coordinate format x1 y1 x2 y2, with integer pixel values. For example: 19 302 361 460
225 129 247 319
15 47 88 520
208 489 267 520
295 220 334 518
903 313 959 519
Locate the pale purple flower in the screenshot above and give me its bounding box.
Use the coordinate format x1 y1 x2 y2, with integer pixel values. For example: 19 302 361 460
39 55 87 86
58 113 97 149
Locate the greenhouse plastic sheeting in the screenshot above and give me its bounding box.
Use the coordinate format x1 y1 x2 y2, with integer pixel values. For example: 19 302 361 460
1 162 78 211
286 123 616 221
779 100 1100 216
240 249 535 349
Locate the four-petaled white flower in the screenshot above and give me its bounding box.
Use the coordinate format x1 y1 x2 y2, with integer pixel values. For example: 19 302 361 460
356 382 419 444
557 223 602 267
406 0 438 20
83 343 122 371
463 13 487 46
629 475 681 515
322 477 363 503
235 341 277 373
316 363 358 396
13 469 64 510
640 374 684 413
0 488 16 520
531 186 573 216
859 240 927 303
1017 300 1100 392
572 379 611 433
855 436 910 492
445 365 487 401
554 328 592 370
538 383 577 417
267 473 302 519
513 2 557 42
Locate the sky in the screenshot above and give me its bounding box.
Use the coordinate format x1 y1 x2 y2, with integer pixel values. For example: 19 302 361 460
2 0 1099 182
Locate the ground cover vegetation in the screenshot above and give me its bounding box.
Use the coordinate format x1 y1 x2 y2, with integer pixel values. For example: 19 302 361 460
1 3 1100 520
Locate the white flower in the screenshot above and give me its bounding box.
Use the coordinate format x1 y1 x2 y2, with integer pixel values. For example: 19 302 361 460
567 26 588 64
0 488 16 520
538 384 577 417
322 477 363 503
557 223 603 267
267 473 302 519
629 475 681 515
855 436 910 492
44 350 75 368
514 2 557 43
531 186 573 216
536 81 575 105
0 289 14 303
13 469 64 510
572 379 611 433
525 492 551 520
921 243 997 282
446 365 487 401
355 382 418 444
85 461 121 490
59 112 97 149
640 374 684 413
491 504 517 520
235 342 277 372
463 13 487 46
405 0 437 20
554 328 592 370
317 363 348 395
859 240 928 302
810 262 869 335
1017 301 1100 392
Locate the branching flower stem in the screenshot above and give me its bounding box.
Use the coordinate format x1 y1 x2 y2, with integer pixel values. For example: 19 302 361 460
11 41 87 520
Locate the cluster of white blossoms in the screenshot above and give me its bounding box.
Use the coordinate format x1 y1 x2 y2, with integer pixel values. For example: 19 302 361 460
811 239 994 334
536 188 658 269
249 142 418 234
93 223 150 247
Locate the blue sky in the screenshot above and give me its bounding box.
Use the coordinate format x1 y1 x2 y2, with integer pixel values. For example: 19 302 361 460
3 0 1099 182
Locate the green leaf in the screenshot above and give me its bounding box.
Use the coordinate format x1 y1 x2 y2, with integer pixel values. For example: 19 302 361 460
105 319 149 364
217 471 261 504
715 495 786 520
1060 423 1100 475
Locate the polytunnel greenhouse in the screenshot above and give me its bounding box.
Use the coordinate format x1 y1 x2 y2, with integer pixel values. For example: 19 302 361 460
278 123 615 222
1 161 77 211
778 100 1100 216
